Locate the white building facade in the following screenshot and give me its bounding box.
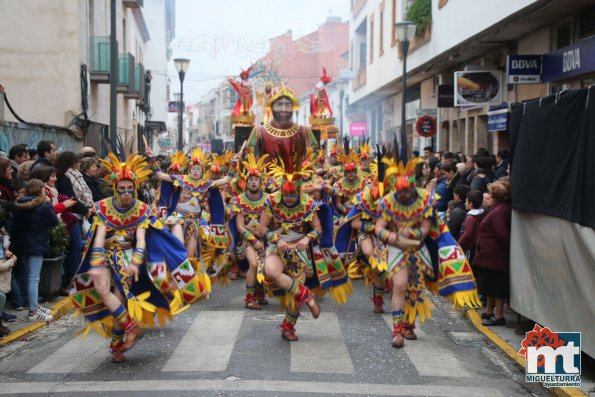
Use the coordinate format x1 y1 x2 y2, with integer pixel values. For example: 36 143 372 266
348 0 595 155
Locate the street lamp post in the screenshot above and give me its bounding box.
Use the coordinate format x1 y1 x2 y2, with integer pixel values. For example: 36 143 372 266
174 92 181 151
174 58 190 152
395 21 417 159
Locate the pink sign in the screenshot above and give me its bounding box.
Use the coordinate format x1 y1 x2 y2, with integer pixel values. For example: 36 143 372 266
350 122 367 136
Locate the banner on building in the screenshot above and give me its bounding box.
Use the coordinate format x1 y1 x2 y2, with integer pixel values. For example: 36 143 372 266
437 85 455 108
454 71 503 106
507 55 542 84
349 122 367 136
488 103 509 132
542 35 595 82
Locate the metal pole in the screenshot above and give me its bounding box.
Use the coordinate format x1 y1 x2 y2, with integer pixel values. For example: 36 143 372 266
109 0 118 145
401 40 409 157
178 71 185 151
339 89 345 140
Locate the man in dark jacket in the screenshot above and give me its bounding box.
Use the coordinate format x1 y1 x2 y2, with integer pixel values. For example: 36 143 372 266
30 141 57 174
494 150 509 179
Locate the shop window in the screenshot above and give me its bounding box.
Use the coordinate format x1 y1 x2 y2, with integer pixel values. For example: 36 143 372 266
556 20 572 49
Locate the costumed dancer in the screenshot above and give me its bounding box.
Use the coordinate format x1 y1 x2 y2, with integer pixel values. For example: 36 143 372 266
69 153 210 363
334 149 388 312
375 158 481 348
327 143 344 184
358 142 374 182
148 147 241 268
256 143 322 342
301 150 352 304
247 84 318 160
332 150 367 219
230 153 269 309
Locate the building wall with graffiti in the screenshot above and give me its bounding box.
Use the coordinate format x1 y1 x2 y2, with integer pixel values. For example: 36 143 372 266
0 121 83 153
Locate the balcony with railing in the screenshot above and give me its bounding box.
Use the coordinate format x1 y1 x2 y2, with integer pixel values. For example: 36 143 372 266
90 36 111 83
352 65 367 91
123 0 143 8
125 63 145 100
117 53 135 94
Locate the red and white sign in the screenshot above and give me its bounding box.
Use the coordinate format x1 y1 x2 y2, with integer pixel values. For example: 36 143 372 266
416 115 437 137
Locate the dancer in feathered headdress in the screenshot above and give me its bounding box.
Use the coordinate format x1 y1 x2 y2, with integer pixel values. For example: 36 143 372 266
70 151 211 363
255 139 324 342
358 141 374 181
229 152 270 309
375 153 481 348
147 146 242 262
332 150 367 218
334 146 390 310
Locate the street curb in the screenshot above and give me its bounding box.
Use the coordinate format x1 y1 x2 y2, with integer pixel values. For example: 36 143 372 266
464 309 587 397
0 297 73 347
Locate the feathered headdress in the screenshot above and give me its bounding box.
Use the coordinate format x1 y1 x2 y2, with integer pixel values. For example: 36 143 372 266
359 142 371 160
338 151 360 173
168 151 189 173
190 147 210 168
383 157 424 192
100 153 152 189
241 152 269 181
330 143 341 156
266 84 299 111
210 151 232 174
267 140 312 193
316 148 325 163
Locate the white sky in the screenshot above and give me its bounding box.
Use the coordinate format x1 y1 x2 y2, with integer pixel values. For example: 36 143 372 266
167 0 351 104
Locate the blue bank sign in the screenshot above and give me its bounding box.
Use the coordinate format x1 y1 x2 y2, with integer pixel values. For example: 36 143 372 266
507 55 542 84
542 35 595 82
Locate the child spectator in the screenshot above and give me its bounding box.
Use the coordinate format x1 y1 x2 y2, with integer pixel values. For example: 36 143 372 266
447 184 469 240
0 247 17 335
458 191 485 267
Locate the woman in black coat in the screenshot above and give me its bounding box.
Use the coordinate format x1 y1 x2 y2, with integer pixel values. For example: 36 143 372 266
12 179 58 321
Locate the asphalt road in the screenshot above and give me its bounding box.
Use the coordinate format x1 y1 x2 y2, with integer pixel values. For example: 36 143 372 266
0 279 550 396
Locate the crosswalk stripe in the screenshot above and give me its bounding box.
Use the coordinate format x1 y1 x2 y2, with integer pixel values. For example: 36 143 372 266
290 312 355 374
383 315 471 377
28 333 108 373
161 310 244 372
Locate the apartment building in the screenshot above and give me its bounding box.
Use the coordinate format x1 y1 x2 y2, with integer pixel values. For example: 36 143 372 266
0 0 174 154
348 0 595 154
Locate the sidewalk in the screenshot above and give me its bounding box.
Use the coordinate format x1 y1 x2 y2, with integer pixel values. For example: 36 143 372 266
0 295 72 346
465 308 594 397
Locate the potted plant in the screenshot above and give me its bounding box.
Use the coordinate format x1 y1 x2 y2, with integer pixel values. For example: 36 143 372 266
40 219 70 298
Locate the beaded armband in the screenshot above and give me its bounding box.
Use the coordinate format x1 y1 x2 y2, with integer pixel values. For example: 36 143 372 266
131 247 145 266
409 228 422 240
360 221 375 234
263 229 281 244
306 230 321 242
89 247 106 267
242 229 257 244
377 229 390 243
